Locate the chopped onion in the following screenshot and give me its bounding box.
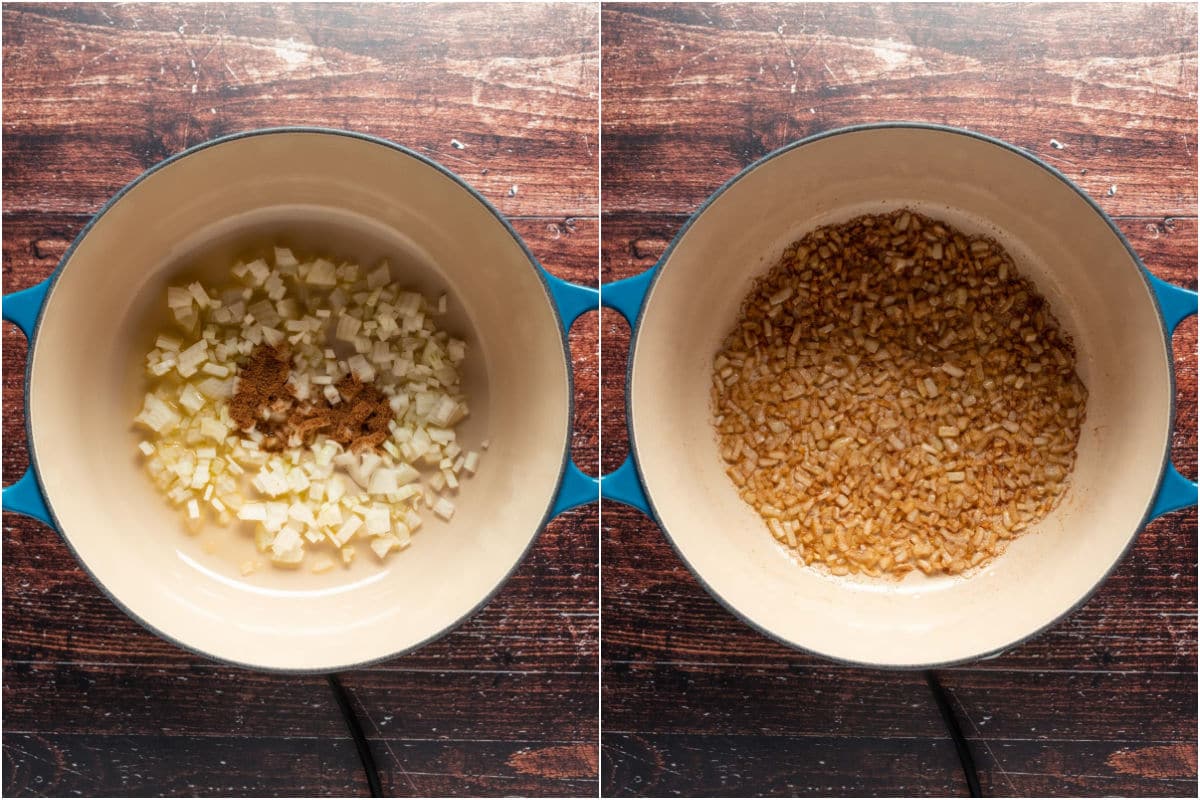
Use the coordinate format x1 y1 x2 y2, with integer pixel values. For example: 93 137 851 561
270 525 305 565
139 247 485 572
332 515 363 547
176 340 209 377
134 394 181 434
364 505 391 535
433 497 455 521
274 247 299 268
179 384 206 414
306 258 337 286
263 502 289 532
370 536 399 559
365 263 390 289
167 286 194 309
244 259 270 286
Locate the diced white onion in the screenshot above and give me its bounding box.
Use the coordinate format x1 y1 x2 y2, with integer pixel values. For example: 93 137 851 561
364 505 391 535
370 536 399 559
135 394 182 434
433 498 455 521
274 247 299 268
332 515 363 547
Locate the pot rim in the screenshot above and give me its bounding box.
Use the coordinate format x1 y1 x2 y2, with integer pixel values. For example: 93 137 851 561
622 120 1179 670
18 126 579 674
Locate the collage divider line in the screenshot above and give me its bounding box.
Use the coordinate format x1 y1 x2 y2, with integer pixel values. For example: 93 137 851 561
595 2 604 792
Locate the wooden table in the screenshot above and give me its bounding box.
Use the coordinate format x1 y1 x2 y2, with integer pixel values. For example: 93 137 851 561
600 3 1197 797
2 4 598 796
5 3 1197 798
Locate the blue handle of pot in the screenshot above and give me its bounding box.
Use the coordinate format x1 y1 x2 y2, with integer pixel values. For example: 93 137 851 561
554 457 650 516
541 269 601 515
550 460 598 517
543 269 599 333
543 267 655 516
2 470 52 527
598 455 649 513
2 278 54 526
1150 463 1196 519
1145 269 1197 335
3 278 51 338
592 268 657 515
1145 270 1198 518
602 267 657 328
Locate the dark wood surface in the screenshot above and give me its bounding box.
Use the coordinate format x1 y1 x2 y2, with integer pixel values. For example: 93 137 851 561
6 3 1199 798
600 3 1197 797
2 4 598 797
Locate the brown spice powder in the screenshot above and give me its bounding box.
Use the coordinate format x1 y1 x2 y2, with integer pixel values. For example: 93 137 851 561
229 343 292 431
231 344 393 453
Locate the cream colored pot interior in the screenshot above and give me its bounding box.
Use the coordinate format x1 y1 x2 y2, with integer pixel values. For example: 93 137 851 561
29 132 570 671
631 127 1172 667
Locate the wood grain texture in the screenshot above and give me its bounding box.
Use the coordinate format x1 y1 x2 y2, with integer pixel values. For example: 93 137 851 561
2 4 598 797
600 3 1197 797
602 2 1197 217
602 733 1197 798
3 3 598 217
4 732 598 797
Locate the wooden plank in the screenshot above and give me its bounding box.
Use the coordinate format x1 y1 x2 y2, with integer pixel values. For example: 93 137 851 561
2 3 599 217
345 668 595 743
603 663 1195 743
2 662 594 742
2 732 595 798
601 3 1197 217
2 732 362 797
603 733 965 797
601 732 1197 797
2 661 598 796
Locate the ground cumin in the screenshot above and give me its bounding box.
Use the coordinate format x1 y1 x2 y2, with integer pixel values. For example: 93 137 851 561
231 344 393 453
229 343 292 431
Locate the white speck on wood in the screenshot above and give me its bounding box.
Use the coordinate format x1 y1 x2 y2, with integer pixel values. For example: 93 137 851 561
274 38 309 67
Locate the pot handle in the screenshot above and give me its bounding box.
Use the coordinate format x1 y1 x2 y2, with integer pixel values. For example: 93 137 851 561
543 271 599 336
2 470 52 527
3 278 50 338
541 267 654 515
592 269 657 515
2 278 55 526
1146 269 1197 336
602 267 656 329
598 456 649 513
540 270 602 515
1145 271 1198 519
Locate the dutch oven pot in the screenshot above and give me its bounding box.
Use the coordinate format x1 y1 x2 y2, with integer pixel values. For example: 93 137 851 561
600 123 1197 668
2 128 601 672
